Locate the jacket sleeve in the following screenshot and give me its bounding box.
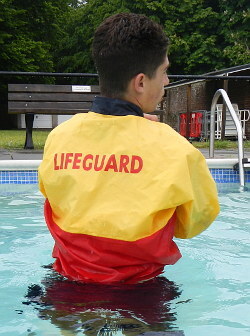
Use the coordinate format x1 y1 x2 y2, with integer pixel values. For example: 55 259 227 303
174 148 220 239
38 170 47 198
38 132 53 199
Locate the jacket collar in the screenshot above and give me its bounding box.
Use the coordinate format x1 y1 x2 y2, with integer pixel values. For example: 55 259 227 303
91 96 144 117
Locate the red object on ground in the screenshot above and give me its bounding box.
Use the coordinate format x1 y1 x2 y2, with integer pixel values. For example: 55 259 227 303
180 112 203 138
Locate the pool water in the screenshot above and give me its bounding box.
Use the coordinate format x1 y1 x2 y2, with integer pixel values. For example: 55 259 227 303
0 185 249 336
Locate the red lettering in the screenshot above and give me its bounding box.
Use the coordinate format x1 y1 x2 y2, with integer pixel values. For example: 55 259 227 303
130 155 143 173
94 155 106 171
119 155 130 173
54 153 60 170
104 154 118 172
64 153 73 169
83 154 93 171
53 153 143 173
72 153 82 169
60 153 65 169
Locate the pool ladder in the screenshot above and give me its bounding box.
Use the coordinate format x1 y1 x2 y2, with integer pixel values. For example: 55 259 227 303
209 89 250 187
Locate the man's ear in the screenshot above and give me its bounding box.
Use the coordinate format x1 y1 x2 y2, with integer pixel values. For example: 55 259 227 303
133 73 146 94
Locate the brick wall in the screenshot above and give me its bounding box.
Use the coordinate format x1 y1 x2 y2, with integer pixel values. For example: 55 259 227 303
163 75 250 139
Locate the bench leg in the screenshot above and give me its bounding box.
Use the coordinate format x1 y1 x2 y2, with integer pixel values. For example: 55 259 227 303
24 113 34 149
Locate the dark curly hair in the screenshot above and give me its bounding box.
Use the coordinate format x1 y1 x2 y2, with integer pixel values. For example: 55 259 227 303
92 13 169 98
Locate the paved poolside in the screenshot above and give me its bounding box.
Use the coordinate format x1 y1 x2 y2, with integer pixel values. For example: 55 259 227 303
0 148 250 160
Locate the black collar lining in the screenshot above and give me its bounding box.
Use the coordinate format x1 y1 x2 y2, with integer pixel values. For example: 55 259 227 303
91 96 144 118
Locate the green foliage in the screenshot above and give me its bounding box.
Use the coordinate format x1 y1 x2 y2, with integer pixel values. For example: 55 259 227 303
163 1 223 73
217 0 250 67
0 0 249 77
0 0 70 73
55 0 250 76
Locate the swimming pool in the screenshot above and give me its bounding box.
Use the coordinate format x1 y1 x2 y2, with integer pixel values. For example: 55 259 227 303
0 184 249 336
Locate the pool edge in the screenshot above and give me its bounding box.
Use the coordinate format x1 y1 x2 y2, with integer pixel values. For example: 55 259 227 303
0 158 244 170
0 159 249 184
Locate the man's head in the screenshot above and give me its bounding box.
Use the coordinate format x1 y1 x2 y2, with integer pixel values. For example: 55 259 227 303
92 13 169 112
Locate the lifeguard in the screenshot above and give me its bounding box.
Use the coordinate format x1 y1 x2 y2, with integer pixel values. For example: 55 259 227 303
39 13 219 284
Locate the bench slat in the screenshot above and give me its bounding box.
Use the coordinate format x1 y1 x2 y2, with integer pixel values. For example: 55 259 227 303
8 92 98 102
8 101 92 114
8 84 100 93
8 108 90 115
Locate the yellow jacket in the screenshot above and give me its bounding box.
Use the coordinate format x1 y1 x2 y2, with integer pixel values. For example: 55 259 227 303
38 110 219 283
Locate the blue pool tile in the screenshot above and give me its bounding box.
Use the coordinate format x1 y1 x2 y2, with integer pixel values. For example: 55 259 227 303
0 169 250 184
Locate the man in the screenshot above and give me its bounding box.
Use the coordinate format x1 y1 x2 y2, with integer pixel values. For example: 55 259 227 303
39 13 219 284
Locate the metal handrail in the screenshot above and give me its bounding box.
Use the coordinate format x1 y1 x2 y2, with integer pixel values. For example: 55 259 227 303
0 71 249 80
209 89 245 187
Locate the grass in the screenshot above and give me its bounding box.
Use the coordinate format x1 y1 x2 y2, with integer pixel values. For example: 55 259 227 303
0 130 50 150
0 130 250 150
192 140 250 149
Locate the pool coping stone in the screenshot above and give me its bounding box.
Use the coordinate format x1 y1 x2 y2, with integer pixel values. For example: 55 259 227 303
1 148 250 160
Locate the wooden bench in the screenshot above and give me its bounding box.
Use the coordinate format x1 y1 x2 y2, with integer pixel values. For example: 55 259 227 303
8 83 164 149
8 84 100 149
